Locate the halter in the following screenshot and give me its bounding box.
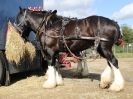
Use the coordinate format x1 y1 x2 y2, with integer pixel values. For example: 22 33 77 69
35 12 51 59
14 9 54 60
14 10 27 34
14 9 51 37
16 10 27 27
36 11 50 37
35 11 54 60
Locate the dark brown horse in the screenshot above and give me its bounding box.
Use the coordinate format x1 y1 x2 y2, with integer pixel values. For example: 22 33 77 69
16 7 124 91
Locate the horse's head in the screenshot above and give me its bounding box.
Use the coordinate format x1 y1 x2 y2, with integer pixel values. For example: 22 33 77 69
15 7 31 38
15 7 57 40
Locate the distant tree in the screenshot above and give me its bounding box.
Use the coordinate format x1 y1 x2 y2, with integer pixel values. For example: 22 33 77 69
121 24 133 43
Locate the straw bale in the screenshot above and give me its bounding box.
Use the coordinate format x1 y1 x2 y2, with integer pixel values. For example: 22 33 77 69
5 21 36 64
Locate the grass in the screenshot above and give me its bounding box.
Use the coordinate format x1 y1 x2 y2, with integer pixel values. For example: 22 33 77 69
86 52 133 58
114 52 133 58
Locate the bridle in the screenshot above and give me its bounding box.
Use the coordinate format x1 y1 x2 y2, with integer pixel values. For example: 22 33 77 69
14 10 27 35
14 9 53 60
14 9 53 38
36 11 51 38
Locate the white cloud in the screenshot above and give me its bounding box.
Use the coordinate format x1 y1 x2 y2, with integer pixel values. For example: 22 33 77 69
131 25 133 29
43 0 95 18
112 3 133 20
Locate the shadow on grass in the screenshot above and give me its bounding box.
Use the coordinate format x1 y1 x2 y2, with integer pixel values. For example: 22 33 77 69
61 69 100 81
10 69 45 85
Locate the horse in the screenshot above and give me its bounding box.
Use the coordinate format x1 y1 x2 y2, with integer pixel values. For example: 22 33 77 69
15 7 124 91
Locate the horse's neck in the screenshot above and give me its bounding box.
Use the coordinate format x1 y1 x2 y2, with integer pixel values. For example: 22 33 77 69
28 15 43 34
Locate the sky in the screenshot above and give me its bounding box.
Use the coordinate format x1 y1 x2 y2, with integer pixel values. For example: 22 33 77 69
0 0 132 28
43 0 133 28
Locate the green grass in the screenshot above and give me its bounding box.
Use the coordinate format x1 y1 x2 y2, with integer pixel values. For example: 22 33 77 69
114 52 133 58
86 52 133 58
86 46 133 58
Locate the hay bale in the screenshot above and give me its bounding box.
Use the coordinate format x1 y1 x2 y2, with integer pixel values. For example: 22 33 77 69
5 21 25 64
25 42 36 62
5 21 36 64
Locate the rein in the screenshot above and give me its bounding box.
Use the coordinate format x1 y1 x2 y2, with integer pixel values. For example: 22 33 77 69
36 12 50 37
35 12 53 60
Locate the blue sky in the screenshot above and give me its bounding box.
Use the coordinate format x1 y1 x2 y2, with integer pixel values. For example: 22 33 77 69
0 0 132 28
43 0 133 28
92 0 133 26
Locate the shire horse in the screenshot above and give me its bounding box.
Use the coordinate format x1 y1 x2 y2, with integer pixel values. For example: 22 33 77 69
15 7 124 91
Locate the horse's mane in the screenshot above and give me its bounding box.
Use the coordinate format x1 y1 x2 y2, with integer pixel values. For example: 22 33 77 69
18 7 51 17
28 9 51 15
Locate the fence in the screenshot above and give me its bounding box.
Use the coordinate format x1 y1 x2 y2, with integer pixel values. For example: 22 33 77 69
85 43 133 58
113 43 133 58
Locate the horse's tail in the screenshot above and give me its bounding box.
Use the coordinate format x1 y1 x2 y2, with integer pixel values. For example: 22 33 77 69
114 24 125 47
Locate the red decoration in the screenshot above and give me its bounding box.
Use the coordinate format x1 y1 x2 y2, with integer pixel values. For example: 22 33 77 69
28 6 43 11
118 38 125 47
59 52 71 69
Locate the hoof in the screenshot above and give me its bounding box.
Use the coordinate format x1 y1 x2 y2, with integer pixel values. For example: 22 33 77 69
57 80 64 86
44 75 48 80
43 81 56 89
99 82 110 89
109 82 124 92
56 72 64 86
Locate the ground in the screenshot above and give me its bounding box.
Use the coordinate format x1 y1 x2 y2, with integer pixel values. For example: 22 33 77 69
0 58 133 99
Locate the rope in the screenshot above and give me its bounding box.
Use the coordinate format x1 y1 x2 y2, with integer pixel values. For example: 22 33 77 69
35 13 51 60
62 31 99 62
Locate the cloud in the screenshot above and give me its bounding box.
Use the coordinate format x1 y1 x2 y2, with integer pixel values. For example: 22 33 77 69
131 25 133 29
112 3 133 20
43 0 95 18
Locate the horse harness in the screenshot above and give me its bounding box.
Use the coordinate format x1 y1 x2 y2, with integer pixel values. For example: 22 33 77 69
14 10 108 60
38 16 109 60
36 11 53 59
58 16 104 60
40 17 108 60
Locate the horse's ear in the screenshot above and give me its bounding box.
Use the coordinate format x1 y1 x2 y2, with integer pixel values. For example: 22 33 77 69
46 10 57 21
19 7 26 14
52 10 57 14
19 6 24 14
19 6 22 11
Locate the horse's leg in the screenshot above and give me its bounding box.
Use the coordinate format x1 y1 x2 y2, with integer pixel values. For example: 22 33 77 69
43 50 63 88
74 52 84 77
73 51 89 77
76 60 83 76
105 56 124 91
100 61 112 89
98 44 124 91
43 49 57 88
108 60 124 91
81 51 89 76
69 51 88 77
43 65 56 88
55 66 63 86
54 53 63 86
